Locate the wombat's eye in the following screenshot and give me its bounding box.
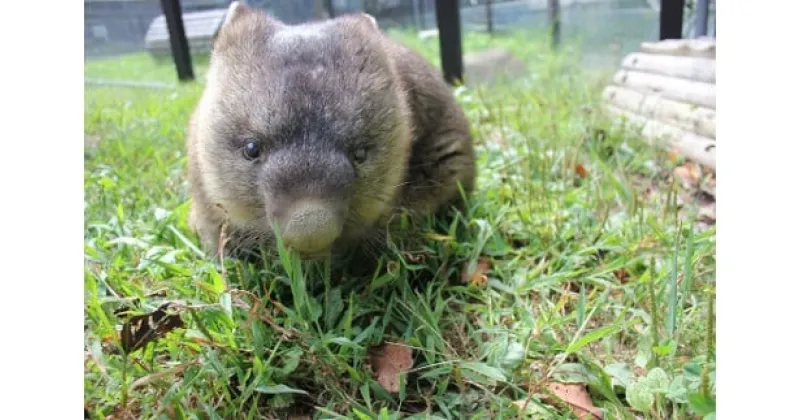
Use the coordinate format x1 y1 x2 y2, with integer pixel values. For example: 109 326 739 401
352 147 368 165
243 141 261 160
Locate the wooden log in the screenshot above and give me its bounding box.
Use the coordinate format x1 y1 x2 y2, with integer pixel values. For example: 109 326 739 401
612 69 716 109
639 38 715 59
621 52 715 83
602 85 716 139
605 105 716 169
145 8 227 57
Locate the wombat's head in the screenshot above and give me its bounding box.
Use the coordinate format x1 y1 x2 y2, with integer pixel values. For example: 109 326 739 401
191 2 411 256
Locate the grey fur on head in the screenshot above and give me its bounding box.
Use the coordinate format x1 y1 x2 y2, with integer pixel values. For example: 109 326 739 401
186 2 475 261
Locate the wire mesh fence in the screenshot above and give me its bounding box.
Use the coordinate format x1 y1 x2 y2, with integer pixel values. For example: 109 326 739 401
84 0 715 88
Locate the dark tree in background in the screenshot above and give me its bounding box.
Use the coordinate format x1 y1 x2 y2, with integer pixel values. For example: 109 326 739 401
547 0 561 49
485 0 493 34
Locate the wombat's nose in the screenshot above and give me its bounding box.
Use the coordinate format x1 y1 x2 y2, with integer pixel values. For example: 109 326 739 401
278 199 343 254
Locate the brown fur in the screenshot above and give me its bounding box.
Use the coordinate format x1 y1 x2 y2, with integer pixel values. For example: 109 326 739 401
186 3 475 261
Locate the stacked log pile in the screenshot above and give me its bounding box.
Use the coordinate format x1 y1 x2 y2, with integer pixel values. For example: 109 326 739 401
602 39 716 170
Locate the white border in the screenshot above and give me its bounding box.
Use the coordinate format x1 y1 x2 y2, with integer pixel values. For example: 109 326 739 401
718 0 800 417
2 0 82 416
0 0 793 416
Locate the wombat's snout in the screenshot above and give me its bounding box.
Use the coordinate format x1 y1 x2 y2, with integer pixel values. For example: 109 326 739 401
263 146 355 255
276 199 344 255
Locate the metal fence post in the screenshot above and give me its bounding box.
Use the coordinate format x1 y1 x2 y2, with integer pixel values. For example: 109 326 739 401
659 0 686 40
486 0 493 34
160 0 194 82
547 0 560 49
324 0 335 18
412 0 421 31
434 0 464 85
694 0 709 37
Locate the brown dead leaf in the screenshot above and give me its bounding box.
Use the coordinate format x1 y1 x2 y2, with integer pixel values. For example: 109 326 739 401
461 257 491 287
120 302 185 354
614 268 630 284
698 201 716 224
673 163 701 189
105 403 140 420
677 192 694 208
564 280 581 294
700 176 716 198
369 341 414 393
575 163 589 179
667 149 682 163
544 382 604 419
403 252 426 263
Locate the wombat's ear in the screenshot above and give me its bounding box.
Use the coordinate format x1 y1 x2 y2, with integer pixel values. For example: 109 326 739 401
221 1 250 28
359 12 379 31
211 1 251 47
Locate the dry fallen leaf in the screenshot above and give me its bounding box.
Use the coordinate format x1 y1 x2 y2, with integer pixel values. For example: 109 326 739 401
120 302 185 354
105 403 140 420
544 382 604 419
614 268 630 284
575 163 589 179
700 176 716 199
698 201 716 224
532 327 541 339
667 149 682 163
403 252 425 263
369 341 414 393
673 163 701 189
677 192 695 208
461 257 491 287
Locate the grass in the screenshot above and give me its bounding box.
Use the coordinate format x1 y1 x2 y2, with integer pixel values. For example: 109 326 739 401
84 28 716 419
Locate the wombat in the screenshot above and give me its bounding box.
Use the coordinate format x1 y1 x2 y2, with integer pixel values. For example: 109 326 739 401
186 2 475 262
